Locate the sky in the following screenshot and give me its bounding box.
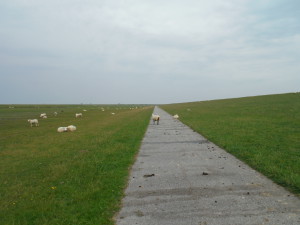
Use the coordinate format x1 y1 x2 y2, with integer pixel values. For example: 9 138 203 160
0 0 299 104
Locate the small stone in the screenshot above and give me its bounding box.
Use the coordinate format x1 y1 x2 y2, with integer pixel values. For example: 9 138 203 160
143 174 155 177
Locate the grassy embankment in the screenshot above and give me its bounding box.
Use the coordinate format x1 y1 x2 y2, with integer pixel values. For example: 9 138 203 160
161 93 300 196
0 104 153 225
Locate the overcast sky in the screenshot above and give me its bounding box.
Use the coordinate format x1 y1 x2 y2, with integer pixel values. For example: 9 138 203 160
0 0 299 104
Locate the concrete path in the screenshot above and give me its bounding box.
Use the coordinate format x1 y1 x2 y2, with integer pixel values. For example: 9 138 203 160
115 106 300 225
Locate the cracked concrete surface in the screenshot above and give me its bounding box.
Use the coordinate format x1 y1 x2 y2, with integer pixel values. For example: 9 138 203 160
115 106 300 225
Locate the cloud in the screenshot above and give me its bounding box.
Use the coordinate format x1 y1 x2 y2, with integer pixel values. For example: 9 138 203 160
0 0 299 104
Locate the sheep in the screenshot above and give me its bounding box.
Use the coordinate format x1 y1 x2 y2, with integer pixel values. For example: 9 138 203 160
152 114 160 125
57 125 76 132
41 115 47 119
40 113 47 118
53 112 58 116
111 112 115 115
28 119 39 127
57 127 68 133
67 125 76 132
75 113 82 118
173 114 179 119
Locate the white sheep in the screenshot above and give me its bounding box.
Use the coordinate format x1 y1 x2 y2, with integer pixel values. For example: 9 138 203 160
173 114 179 119
75 113 82 118
152 114 160 125
67 125 76 132
41 115 47 119
53 112 58 116
40 113 47 118
57 127 68 133
28 119 39 127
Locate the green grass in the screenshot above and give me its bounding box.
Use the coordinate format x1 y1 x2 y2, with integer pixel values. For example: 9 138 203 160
0 104 153 225
161 93 300 196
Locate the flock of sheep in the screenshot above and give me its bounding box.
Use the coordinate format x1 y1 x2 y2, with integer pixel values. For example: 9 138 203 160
26 106 136 132
26 107 130 132
28 109 180 131
27 112 80 133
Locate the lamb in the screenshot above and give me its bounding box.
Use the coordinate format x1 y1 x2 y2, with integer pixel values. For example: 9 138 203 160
57 127 68 132
152 114 160 125
173 114 179 119
75 113 82 118
67 125 76 132
41 115 47 119
28 119 39 127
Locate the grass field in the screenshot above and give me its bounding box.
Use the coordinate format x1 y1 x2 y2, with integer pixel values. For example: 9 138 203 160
161 93 300 196
0 104 153 225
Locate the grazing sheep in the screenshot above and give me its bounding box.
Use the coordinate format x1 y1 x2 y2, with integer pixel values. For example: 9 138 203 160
41 115 47 119
28 119 39 127
75 113 82 118
40 113 47 118
173 114 179 119
152 114 160 125
53 112 58 116
57 127 68 132
111 112 115 115
67 125 76 132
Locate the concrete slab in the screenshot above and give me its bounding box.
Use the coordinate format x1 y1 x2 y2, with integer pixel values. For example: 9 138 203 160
115 106 300 225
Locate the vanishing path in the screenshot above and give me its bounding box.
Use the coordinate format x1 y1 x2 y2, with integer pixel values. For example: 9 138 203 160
115 106 300 225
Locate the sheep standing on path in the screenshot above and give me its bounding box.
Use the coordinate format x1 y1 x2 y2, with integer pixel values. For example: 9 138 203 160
28 119 39 127
173 114 179 119
152 114 160 125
